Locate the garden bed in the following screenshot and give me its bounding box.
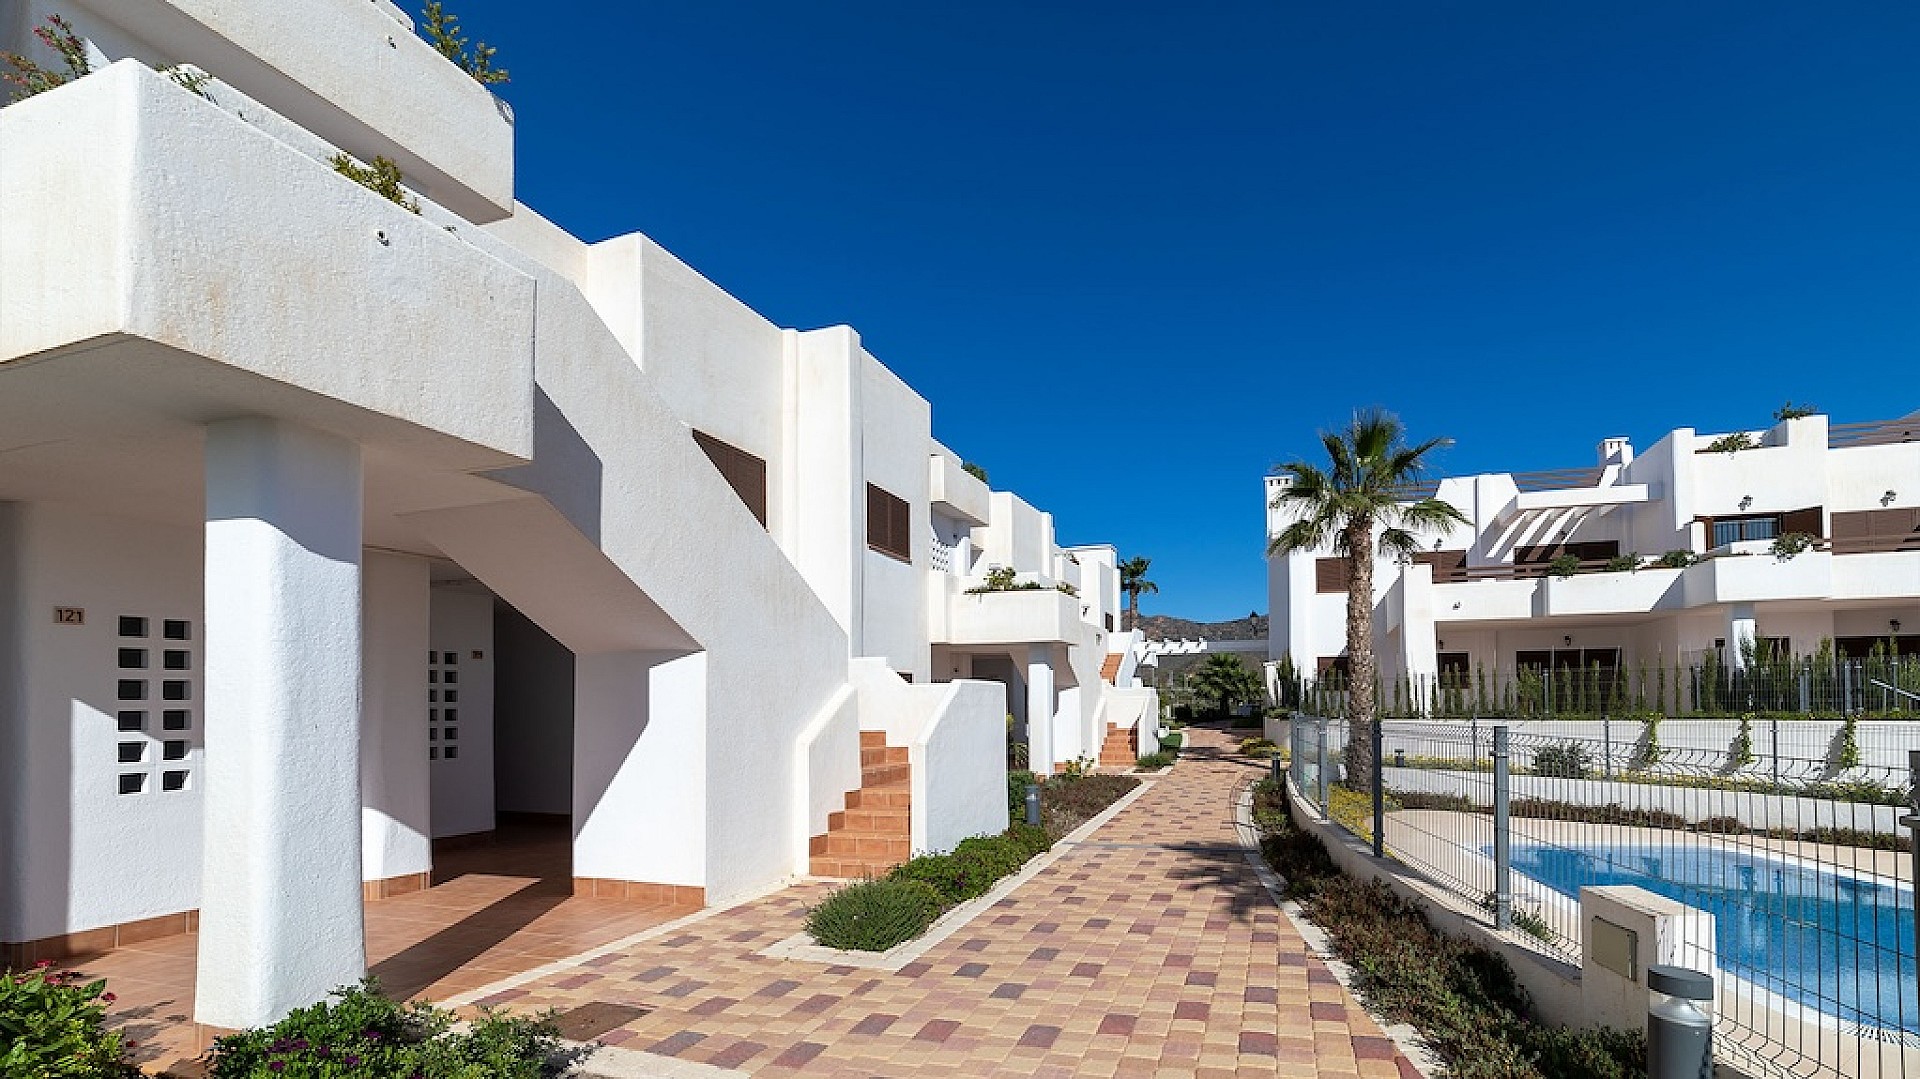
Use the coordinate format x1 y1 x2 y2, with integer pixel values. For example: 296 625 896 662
1251 779 1645 1079
785 771 1144 960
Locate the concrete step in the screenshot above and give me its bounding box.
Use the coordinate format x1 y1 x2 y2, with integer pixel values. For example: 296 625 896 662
859 761 911 787
845 782 912 809
860 744 910 767
829 806 910 833
810 855 903 878
811 832 911 859
859 730 888 748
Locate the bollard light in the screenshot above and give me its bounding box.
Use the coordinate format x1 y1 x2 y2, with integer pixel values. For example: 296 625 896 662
1393 748 1406 768
1646 964 1713 1079
1025 783 1041 827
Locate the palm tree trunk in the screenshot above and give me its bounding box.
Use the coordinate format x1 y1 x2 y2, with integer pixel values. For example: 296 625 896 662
1344 519 1376 787
1125 589 1136 632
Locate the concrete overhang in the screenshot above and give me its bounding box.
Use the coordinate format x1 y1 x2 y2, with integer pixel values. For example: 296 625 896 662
0 62 536 476
1492 484 1655 529
78 0 515 222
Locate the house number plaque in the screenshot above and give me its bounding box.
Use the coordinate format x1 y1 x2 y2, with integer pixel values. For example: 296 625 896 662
53 607 85 625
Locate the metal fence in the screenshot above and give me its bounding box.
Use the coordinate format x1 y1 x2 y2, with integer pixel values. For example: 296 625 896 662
1292 655 1920 721
1289 712 1919 1079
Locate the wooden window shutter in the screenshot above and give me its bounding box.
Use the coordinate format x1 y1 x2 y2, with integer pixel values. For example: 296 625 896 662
1315 557 1350 593
866 482 911 562
692 430 768 527
1781 506 1824 537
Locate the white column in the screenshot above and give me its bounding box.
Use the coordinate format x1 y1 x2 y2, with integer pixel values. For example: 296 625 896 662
196 418 365 1029
1025 645 1055 774
1727 603 1757 672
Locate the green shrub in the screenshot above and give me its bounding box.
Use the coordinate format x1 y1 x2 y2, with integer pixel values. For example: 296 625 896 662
1159 731 1184 751
1135 751 1175 770
1006 769 1037 822
804 878 945 952
1546 554 1582 578
207 977 558 1078
0 964 137 1078
1602 553 1641 573
1530 741 1592 779
1705 431 1756 453
1654 549 1698 569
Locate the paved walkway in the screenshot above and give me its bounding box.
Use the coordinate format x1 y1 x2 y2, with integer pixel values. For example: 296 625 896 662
461 726 1416 1078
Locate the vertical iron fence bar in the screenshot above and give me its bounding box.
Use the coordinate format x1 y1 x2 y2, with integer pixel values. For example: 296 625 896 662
1371 716 1385 857
1907 749 1920 1037
1315 715 1329 813
1603 712 1613 779
1493 724 1511 932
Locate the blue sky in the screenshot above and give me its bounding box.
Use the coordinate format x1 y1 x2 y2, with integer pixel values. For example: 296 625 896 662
450 1 1917 621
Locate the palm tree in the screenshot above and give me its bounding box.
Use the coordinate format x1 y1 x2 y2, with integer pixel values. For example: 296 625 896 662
1266 409 1467 782
1119 556 1158 632
1190 653 1265 719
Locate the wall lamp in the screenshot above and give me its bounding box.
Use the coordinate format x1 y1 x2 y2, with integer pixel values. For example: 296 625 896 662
1563 635 1574 647
1738 495 1753 510
1895 620 1905 635
1884 490 1898 507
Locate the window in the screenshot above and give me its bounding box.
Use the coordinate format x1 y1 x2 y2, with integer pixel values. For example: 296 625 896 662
1314 558 1351 594
692 429 768 527
1711 515 1779 547
866 483 912 562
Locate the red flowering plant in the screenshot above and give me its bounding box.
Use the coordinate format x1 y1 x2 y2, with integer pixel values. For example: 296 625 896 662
1 13 92 103
0 961 139 1077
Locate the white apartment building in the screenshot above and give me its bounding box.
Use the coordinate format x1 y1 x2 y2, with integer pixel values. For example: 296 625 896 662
1266 412 1920 693
0 0 1153 1028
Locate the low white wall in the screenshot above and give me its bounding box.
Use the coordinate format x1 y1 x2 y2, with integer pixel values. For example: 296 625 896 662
1385 767 1902 833
852 658 1008 853
1378 717 1920 777
794 685 860 871
920 680 1011 853
1104 687 1161 757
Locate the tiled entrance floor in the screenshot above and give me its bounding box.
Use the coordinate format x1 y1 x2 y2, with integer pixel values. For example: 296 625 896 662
55 822 693 1075
63 728 1418 1077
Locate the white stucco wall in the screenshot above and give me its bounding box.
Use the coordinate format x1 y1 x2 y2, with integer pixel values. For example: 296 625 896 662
361 552 430 883
413 224 854 903
856 351 934 679
0 503 204 941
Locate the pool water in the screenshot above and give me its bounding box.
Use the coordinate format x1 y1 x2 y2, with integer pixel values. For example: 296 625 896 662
1509 844 1918 1032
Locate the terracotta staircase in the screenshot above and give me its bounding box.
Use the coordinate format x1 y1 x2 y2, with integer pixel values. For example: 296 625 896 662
1100 652 1124 684
809 731 913 878
1098 722 1137 770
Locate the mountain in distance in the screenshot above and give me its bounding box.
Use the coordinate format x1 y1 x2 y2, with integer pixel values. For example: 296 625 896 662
1136 611 1267 642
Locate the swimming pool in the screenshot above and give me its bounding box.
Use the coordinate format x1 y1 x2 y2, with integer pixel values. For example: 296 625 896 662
1509 843 1917 1033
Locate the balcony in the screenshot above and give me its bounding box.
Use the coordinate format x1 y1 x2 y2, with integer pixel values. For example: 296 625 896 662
930 450 991 526
934 581 1083 646
0 62 535 467
95 0 515 221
